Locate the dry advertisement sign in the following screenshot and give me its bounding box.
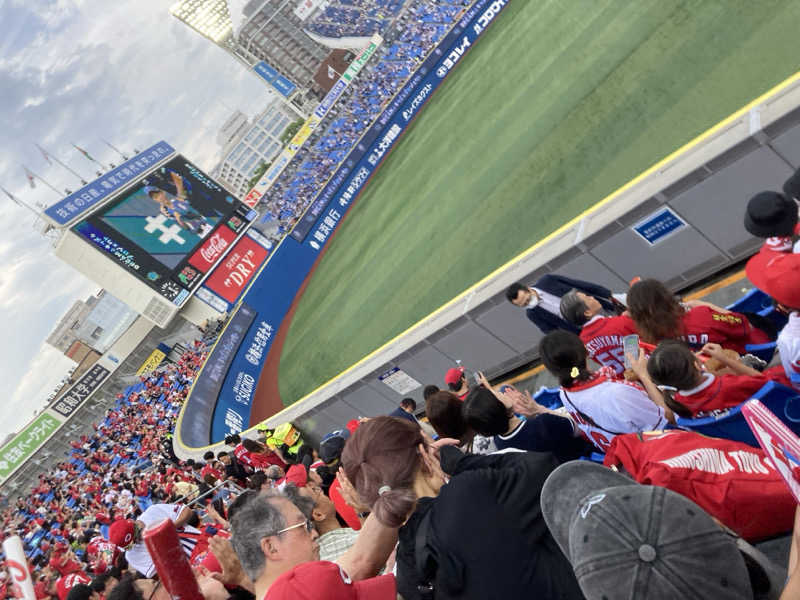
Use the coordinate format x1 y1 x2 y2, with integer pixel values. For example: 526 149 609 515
204 232 270 303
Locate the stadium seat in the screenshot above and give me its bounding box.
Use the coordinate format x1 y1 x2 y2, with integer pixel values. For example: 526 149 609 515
726 288 773 314
744 341 777 363
672 380 800 447
533 387 563 410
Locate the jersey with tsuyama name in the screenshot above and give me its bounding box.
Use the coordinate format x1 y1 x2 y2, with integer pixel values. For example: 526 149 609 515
559 367 668 451
580 315 637 375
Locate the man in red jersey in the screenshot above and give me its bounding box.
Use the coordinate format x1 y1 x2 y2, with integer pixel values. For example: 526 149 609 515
560 289 637 375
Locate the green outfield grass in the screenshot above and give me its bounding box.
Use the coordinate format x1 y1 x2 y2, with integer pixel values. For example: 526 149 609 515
278 0 800 405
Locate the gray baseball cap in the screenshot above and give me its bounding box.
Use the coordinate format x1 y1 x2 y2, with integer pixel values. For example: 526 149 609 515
541 461 785 600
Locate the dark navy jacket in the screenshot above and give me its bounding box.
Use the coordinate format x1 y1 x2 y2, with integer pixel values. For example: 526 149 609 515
526 273 619 334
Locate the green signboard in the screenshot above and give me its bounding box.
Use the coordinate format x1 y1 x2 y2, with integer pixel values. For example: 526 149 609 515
0 412 63 480
342 36 381 82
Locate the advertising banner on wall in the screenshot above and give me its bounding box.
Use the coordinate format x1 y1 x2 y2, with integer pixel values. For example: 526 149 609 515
204 232 271 303
0 412 63 481
136 348 167 376
71 155 256 306
254 61 298 98
177 0 512 446
194 229 273 312
44 141 175 226
50 363 111 418
179 303 257 447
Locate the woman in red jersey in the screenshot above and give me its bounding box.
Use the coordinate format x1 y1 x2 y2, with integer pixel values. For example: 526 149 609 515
626 278 773 353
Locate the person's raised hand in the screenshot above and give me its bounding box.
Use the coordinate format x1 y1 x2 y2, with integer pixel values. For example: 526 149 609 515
336 467 369 513
207 535 250 591
430 437 460 449
627 351 649 378
476 371 490 388
510 389 543 417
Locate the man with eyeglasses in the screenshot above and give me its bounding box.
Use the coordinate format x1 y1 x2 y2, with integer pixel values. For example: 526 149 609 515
291 481 359 564
230 488 397 599
230 493 320 600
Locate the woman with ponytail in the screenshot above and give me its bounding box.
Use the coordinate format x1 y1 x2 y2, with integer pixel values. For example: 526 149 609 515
539 330 672 452
341 416 584 600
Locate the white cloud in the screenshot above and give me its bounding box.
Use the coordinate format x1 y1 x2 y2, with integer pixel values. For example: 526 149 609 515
0 0 275 440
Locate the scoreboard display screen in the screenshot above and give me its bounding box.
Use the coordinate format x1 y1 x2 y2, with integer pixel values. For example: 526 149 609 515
72 155 255 305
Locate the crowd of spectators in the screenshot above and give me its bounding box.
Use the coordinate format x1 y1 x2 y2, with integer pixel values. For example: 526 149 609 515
305 0 405 40
255 0 472 232
0 332 227 599
3 181 800 598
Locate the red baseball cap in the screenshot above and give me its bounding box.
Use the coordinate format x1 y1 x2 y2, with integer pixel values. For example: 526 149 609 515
444 366 464 386
746 250 800 309
108 519 135 549
281 464 308 488
266 561 395 600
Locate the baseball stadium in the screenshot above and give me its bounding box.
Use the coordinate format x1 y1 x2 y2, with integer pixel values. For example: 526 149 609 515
6 0 800 596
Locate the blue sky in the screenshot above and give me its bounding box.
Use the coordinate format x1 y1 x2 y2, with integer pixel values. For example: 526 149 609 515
0 0 276 439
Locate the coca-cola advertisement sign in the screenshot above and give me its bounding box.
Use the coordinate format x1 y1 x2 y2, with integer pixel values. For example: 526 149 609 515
243 189 261 208
204 234 269 303
188 225 237 272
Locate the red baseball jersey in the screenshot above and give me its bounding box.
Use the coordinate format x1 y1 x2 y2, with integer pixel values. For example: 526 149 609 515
674 372 771 416
680 306 770 354
87 535 119 567
200 464 223 481
580 315 637 375
233 444 254 468
56 572 91 600
604 430 796 540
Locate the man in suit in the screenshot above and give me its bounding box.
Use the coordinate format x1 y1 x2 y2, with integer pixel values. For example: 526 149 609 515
506 274 624 335
388 398 420 425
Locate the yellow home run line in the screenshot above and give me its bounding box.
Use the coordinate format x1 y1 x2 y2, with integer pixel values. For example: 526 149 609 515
178 68 800 449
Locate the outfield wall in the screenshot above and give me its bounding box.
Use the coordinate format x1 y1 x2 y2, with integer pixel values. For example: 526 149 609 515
175 10 800 457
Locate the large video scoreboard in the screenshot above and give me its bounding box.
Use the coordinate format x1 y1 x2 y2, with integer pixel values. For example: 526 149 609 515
51 143 256 327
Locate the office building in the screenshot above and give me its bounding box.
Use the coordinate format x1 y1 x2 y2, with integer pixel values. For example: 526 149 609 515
211 100 297 197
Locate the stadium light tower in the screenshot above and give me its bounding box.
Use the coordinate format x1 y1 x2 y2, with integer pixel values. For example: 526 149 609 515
169 0 233 43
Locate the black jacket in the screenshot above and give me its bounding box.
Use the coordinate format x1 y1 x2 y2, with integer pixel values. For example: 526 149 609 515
395 448 585 600
526 274 619 334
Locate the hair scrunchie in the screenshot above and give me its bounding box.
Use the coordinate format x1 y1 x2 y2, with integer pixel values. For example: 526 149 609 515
378 485 392 496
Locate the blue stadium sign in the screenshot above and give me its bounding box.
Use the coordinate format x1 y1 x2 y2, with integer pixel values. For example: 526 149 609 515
253 61 297 98
44 141 175 226
632 207 687 246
